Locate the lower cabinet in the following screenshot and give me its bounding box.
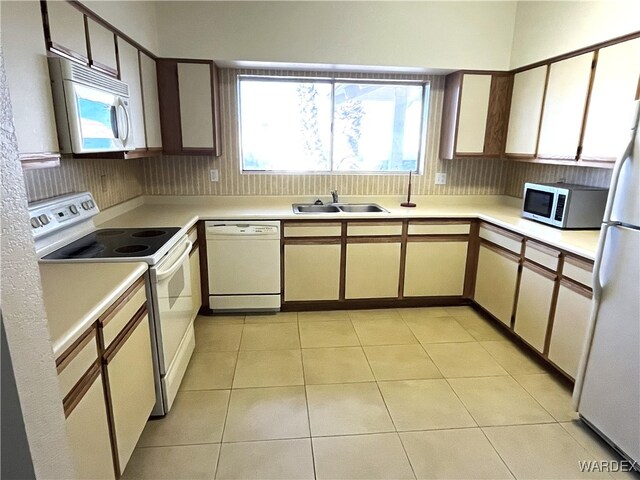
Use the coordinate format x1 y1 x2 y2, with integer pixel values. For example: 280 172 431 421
548 280 593 378
189 244 202 318
284 243 341 301
345 242 401 299
513 262 556 353
404 240 468 296
474 243 520 326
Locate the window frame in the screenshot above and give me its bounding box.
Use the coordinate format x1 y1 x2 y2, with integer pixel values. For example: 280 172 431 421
237 74 430 175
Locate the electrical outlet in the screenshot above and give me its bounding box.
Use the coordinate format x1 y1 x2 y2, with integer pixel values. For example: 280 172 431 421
435 173 447 185
210 169 219 182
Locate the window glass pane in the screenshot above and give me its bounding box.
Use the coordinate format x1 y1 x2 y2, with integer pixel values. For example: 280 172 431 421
239 78 332 171
333 82 425 172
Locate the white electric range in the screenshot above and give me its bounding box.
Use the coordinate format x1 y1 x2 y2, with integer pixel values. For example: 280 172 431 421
29 192 195 416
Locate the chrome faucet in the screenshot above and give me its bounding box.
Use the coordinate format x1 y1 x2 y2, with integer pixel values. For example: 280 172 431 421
330 189 339 204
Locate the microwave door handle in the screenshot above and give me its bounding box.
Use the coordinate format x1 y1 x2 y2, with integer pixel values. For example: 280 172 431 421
110 104 119 139
117 99 131 143
155 240 192 281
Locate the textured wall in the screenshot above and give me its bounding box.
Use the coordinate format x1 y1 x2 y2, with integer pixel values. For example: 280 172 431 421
1 50 75 479
143 68 508 197
24 156 145 208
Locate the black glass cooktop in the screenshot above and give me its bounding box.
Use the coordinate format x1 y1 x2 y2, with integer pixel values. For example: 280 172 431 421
44 228 181 260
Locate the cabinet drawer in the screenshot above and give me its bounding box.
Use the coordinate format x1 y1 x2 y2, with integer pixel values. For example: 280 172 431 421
188 224 198 245
100 279 147 348
407 223 470 235
525 241 560 271
284 222 342 237
562 256 593 287
347 223 403 236
57 329 99 399
479 225 523 254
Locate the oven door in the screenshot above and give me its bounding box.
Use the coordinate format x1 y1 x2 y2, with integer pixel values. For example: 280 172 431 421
522 184 558 225
149 236 193 376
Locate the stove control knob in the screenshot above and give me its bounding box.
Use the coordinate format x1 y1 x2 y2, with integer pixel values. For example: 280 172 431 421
70 205 78 214
87 200 95 209
38 214 50 225
30 217 41 228
81 201 88 210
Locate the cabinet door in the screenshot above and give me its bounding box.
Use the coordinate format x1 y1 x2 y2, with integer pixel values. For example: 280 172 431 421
404 240 468 297
548 282 592 379
46 1 87 61
118 41 146 149
456 74 492 154
189 246 202 318
87 19 117 74
581 38 640 162
514 264 556 353
538 53 594 160
346 243 400 299
284 244 341 301
178 63 215 149
106 313 156 472
474 244 519 326
505 66 547 156
3 1 60 156
66 370 116 480
140 53 162 148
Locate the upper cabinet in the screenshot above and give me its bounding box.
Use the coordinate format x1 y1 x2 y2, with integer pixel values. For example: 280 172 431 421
87 18 117 75
440 72 512 160
537 53 594 161
45 0 88 62
140 53 163 149
157 59 221 156
3 1 60 163
581 38 640 162
118 41 147 150
505 66 547 157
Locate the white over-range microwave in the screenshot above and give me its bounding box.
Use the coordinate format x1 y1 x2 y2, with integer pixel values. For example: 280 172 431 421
522 182 609 229
48 56 134 154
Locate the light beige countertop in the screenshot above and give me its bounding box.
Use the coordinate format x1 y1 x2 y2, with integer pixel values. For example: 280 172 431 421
40 262 148 358
96 195 600 260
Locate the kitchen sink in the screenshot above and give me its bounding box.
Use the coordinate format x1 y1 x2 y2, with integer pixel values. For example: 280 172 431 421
292 203 388 214
292 204 341 213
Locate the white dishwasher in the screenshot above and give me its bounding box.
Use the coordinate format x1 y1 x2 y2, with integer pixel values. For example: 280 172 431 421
206 221 281 311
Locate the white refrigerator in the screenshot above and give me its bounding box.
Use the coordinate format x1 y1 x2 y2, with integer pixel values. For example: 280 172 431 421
573 100 640 466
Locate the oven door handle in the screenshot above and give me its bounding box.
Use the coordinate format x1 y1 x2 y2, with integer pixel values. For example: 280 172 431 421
156 239 192 281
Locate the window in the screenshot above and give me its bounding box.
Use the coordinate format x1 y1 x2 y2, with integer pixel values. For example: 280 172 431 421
238 75 429 173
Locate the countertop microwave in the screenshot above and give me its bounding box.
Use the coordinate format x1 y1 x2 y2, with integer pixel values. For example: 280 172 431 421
48 56 134 154
522 182 609 229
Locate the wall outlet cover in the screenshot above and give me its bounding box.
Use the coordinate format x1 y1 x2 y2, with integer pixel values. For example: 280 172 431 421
435 173 447 185
210 169 219 182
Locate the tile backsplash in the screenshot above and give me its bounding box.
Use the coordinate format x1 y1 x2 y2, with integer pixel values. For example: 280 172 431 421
23 67 612 208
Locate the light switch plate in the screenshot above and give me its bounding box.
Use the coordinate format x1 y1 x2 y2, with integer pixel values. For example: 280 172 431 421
210 169 219 182
435 173 447 185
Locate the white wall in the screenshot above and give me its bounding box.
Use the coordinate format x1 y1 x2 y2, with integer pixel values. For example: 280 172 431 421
84 0 160 53
155 1 518 71
510 0 640 69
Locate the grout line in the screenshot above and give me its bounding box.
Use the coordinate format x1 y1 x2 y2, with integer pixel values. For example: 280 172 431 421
297 315 318 480
478 427 518 480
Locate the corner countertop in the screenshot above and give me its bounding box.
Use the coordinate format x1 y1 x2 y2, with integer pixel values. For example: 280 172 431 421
95 195 600 260
40 262 148 358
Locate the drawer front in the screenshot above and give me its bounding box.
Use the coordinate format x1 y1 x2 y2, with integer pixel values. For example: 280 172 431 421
479 226 522 254
284 223 342 237
563 257 593 287
57 332 99 399
187 225 198 245
101 282 147 349
525 241 560 271
347 223 403 236
408 223 470 235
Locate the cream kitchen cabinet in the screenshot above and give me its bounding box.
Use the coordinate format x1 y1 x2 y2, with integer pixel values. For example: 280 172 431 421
440 72 512 159
58 329 115 480
581 38 640 163
118 41 147 149
346 242 401 299
87 18 117 74
548 280 593 379
474 243 520 327
2 1 60 162
513 262 557 353
537 53 594 160
45 0 88 61
189 226 202 318
284 244 341 301
505 66 547 157
140 53 163 149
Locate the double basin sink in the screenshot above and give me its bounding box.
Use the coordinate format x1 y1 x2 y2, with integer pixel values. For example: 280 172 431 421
292 203 389 214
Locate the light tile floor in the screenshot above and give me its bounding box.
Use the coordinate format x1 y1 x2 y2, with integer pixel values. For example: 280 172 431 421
123 307 639 480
